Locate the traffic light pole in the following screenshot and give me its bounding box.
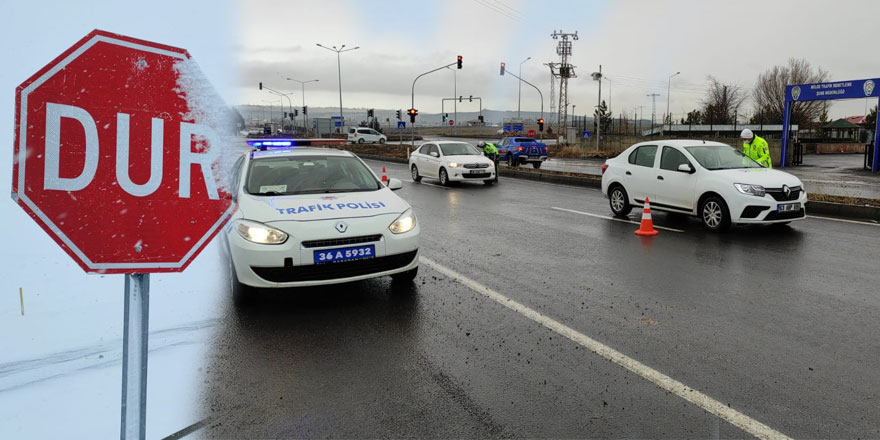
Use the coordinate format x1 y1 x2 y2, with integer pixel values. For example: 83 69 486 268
411 61 458 149
502 71 544 140
441 97 483 129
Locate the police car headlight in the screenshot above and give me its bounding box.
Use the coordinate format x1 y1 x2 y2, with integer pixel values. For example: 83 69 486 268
389 209 416 234
447 162 460 168
235 220 288 244
734 183 766 197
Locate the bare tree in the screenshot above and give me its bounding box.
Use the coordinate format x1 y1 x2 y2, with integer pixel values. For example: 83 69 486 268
700 75 747 125
752 58 829 126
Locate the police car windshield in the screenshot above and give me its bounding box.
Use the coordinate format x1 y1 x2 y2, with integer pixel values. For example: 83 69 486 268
684 145 763 170
246 155 382 195
439 143 481 156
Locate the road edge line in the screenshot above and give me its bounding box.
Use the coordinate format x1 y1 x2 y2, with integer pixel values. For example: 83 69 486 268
420 256 790 440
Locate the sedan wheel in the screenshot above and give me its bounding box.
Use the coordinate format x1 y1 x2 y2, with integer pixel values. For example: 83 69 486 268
609 185 632 216
411 165 422 182
379 138 386 144
700 196 731 232
358 138 365 144
439 168 449 186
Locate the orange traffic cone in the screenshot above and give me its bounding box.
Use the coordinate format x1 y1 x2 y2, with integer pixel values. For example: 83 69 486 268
634 197 659 236
381 167 388 184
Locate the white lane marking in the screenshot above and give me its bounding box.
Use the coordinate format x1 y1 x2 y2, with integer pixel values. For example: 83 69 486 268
500 176 603 192
418 181 449 190
551 206 685 233
420 256 791 440
806 215 880 226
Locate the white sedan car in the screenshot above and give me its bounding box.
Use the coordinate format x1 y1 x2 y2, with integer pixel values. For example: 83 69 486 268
601 140 807 231
409 141 496 186
348 127 387 144
224 145 419 304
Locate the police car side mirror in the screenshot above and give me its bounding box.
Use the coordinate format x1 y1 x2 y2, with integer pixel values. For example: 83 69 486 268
387 178 403 190
678 163 695 174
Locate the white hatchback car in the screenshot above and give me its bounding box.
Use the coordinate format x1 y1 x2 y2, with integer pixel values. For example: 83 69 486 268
408 141 496 186
224 145 419 304
348 127 387 144
601 140 807 231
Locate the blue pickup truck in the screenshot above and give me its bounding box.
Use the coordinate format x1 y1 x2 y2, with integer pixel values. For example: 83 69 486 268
497 137 548 169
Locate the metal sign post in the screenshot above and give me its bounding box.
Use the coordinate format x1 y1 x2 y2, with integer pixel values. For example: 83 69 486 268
120 274 149 440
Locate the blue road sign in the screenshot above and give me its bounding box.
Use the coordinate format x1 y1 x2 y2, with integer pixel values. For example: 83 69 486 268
503 123 524 132
582 130 591 139
397 121 406 129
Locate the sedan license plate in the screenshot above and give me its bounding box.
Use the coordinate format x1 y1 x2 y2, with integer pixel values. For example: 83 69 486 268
314 245 375 263
777 203 800 212
469 169 483 174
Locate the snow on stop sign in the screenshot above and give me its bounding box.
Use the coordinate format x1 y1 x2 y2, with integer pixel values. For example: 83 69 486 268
12 30 234 274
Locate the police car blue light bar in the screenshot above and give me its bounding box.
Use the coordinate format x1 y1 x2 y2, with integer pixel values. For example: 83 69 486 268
247 139 293 148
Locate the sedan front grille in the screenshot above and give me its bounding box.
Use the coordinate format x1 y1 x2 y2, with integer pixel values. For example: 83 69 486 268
765 186 802 201
301 234 383 248
463 163 490 169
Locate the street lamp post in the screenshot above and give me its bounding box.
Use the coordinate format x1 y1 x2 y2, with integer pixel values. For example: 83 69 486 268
666 71 680 133
518 57 531 118
316 43 359 129
260 84 293 134
286 78 319 135
500 63 545 139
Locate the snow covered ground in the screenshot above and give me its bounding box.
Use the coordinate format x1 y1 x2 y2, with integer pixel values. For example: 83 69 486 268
1 1 237 438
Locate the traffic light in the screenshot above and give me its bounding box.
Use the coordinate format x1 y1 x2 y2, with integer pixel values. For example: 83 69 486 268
367 109 374 117
294 109 299 117
469 95 473 102
259 82 263 90
500 63 506 75
457 55 462 69
538 118 545 132
459 96 462 103
284 112 288 119
443 113 448 121
408 108 418 123
478 115 484 123
303 106 308 115
395 110 401 120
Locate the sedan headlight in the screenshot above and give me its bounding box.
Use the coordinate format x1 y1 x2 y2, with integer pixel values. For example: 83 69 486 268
447 162 460 168
235 219 288 244
389 209 417 234
734 183 766 197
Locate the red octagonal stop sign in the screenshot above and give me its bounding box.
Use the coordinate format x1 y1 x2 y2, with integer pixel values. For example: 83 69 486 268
12 30 233 274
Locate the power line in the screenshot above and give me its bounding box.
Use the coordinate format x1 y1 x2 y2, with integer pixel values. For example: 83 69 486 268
472 0 521 21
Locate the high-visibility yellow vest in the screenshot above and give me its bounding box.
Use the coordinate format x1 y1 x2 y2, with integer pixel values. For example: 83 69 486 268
743 135 772 168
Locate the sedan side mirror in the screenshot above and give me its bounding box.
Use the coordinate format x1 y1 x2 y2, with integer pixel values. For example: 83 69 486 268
678 163 695 174
430 152 439 158
387 178 403 190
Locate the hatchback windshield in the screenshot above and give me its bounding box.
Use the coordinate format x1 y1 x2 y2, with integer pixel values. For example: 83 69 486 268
246 155 381 195
684 145 763 170
439 143 481 156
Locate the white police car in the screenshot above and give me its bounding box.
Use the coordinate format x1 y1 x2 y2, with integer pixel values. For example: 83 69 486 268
224 141 419 304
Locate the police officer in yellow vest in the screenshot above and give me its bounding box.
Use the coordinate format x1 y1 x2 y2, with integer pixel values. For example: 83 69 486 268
740 129 772 168
479 141 499 182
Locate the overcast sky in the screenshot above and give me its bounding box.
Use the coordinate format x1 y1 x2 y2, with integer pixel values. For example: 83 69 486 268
240 0 878 120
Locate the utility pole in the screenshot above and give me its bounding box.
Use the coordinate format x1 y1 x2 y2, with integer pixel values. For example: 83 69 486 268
647 93 660 133
518 56 531 118
551 30 578 141
592 65 602 151
665 71 680 134
544 63 558 125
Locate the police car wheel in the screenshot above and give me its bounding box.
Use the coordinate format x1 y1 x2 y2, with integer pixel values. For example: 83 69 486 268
439 168 449 186
608 185 632 217
228 257 253 307
357 138 365 144
699 195 731 232
411 165 422 182
391 267 418 283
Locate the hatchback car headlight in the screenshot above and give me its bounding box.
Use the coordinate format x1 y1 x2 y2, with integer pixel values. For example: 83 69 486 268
235 219 288 244
389 209 417 234
734 183 766 197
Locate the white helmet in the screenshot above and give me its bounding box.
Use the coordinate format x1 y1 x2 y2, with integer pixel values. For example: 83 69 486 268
740 128 754 139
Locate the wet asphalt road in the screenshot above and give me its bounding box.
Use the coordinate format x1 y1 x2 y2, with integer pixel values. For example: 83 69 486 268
199 159 880 438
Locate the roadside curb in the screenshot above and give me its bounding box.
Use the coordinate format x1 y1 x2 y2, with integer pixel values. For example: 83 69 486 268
805 201 880 222
358 154 880 222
